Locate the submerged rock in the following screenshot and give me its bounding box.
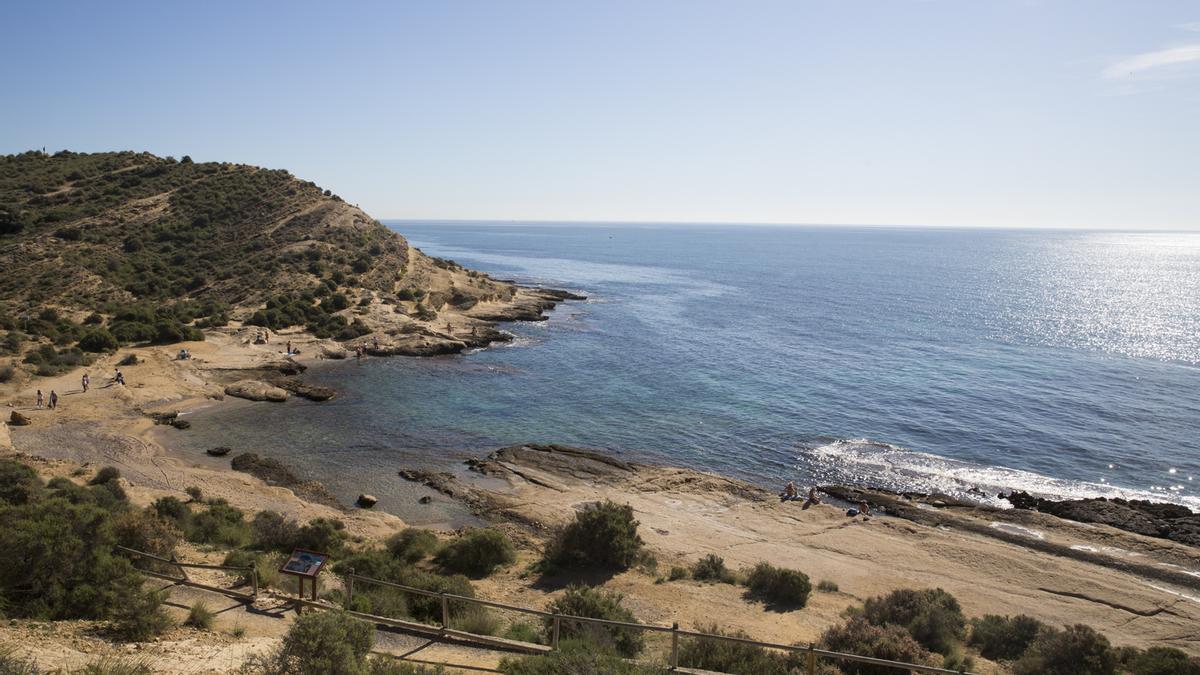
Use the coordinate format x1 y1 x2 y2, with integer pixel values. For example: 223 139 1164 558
206 446 232 457
230 452 341 509
274 378 335 402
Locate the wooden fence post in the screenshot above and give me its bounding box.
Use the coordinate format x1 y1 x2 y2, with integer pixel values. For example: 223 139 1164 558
670 622 679 669
440 593 450 630
251 567 258 598
806 643 816 675
551 612 561 650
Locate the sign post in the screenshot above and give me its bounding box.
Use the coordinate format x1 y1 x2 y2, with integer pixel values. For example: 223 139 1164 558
279 548 329 605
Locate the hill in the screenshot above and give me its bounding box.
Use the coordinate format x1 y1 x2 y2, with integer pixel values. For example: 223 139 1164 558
0 150 556 378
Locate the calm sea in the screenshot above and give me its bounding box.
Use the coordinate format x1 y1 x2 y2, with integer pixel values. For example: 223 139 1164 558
176 223 1200 518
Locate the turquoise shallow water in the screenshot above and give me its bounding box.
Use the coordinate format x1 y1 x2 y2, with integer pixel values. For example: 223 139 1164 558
177 223 1200 516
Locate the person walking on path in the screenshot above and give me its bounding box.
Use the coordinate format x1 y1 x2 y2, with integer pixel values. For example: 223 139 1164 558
81 372 89 392
48 390 58 410
36 390 44 408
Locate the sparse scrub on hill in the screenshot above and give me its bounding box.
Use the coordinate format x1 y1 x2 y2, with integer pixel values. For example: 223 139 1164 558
1120 646 1200 675
294 517 348 555
251 509 301 550
90 466 122 485
0 646 40 675
245 609 373 674
73 656 157 675
22 343 92 376
330 549 482 626
690 553 736 583
820 617 935 675
0 362 15 383
968 614 1044 661
544 585 644 658
667 565 689 581
540 500 645 572
742 562 811 609
860 588 966 655
434 528 515 577
187 500 251 547
386 527 440 563
817 579 839 592
0 459 42 505
1013 624 1115 675
503 621 543 644
499 640 669 675
185 601 215 630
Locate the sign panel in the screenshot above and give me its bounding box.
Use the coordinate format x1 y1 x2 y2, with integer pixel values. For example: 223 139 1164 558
279 548 329 578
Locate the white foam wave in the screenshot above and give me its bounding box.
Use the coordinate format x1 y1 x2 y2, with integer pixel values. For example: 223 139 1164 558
800 439 1200 510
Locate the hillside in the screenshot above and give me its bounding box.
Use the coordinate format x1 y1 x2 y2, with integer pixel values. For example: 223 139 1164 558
0 150 558 378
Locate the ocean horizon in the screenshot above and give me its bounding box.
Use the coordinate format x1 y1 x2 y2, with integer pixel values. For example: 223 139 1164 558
175 221 1200 521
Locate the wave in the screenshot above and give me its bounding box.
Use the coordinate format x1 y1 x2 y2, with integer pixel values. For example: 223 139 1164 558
797 438 1200 510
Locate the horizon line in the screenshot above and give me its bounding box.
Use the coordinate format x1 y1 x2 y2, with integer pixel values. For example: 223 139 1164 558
378 217 1200 233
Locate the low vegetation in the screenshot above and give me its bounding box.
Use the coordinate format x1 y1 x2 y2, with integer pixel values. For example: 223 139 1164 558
499 641 669 674
386 528 440 563
540 500 645 572
679 624 803 674
742 561 812 609
860 588 965 656
243 609 442 674
544 585 644 658
434 528 515 577
691 553 736 584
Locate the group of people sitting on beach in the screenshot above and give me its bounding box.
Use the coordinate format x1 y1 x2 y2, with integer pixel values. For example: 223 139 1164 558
782 481 872 518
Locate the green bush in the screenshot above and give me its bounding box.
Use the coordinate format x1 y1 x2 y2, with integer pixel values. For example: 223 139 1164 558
499 641 669 675
386 528 440 563
0 459 41 505
503 621 544 645
861 588 966 655
1122 646 1200 675
112 509 181 562
184 486 203 502
185 601 215 630
668 565 689 581
188 501 251 547
78 327 119 352
109 586 174 642
743 562 811 609
266 610 374 674
435 528 515 577
90 466 121 485
544 585 644 658
151 496 192 531
542 500 644 571
295 517 347 555
678 625 792 674
691 554 735 583
331 550 480 625
1013 624 1115 675
252 510 300 551
820 617 934 675
817 580 839 592
0 363 15 383
73 656 156 674
968 614 1044 661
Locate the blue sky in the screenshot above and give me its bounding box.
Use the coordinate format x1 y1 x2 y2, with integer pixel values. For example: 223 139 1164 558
2 1 1198 228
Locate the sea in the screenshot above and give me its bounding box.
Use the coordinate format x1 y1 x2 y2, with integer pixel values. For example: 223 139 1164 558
174 223 1200 521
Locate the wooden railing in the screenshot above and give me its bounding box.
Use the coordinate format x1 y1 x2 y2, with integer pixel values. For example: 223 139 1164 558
345 570 973 675
116 545 258 600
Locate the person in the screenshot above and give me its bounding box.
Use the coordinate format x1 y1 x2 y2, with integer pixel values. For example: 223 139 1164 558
781 481 799 501
115 369 125 386
48 390 58 410
36 390 44 408
802 487 822 510
847 500 872 519
373 336 380 349
286 340 292 355
81 372 89 392
446 321 452 334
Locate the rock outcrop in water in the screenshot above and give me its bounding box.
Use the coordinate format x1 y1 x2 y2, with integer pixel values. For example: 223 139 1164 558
1002 491 1200 546
230 452 341 508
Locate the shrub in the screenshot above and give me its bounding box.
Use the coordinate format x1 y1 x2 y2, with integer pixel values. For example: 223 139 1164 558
668 565 689 581
968 614 1044 661
73 656 156 674
252 510 300 551
386 528 440 563
435 528 515 577
743 562 811 609
184 486 203 502
111 509 181 564
189 501 251 547
504 621 544 645
0 459 41 505
151 496 192 531
90 466 121 485
817 580 839 592
267 610 374 674
542 500 644 571
0 363 15 383
499 641 669 675
1013 624 1116 675
78 328 119 352
295 517 347 555
451 607 502 636
544 585 644 658
691 554 735 583
1123 646 1200 675
861 588 966 655
0 646 39 675
185 601 215 630
820 617 934 675
110 587 173 641
678 625 789 674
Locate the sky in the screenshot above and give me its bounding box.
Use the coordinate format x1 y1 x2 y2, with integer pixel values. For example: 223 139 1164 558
1 1 1198 229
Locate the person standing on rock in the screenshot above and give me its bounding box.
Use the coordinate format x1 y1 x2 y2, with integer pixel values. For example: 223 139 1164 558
36 390 44 408
48 390 58 410
81 372 89 392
